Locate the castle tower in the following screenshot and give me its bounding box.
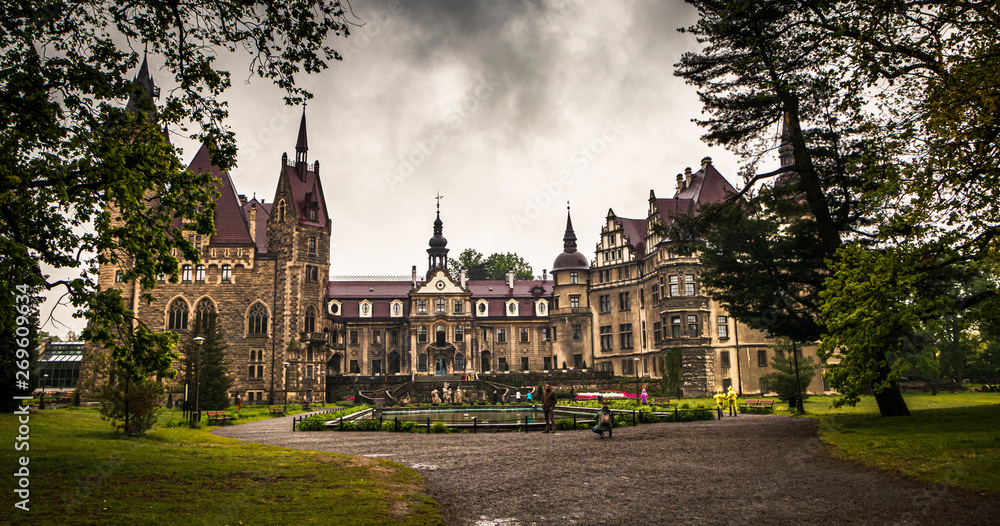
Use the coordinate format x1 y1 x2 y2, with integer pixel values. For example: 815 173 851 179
550 204 593 371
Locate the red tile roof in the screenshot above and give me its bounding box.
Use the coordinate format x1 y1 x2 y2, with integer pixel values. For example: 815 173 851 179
616 217 648 255
185 143 254 246
242 197 270 253
674 163 736 205
327 279 552 319
284 165 329 228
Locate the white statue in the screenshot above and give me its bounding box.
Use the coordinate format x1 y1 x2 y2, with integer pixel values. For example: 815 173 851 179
454 386 463 405
431 389 441 405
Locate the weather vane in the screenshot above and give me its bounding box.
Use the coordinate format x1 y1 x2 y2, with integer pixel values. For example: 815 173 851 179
436 191 444 212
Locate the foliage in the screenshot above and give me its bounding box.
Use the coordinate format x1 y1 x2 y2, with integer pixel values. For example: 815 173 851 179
660 348 682 398
448 249 534 280
296 418 326 431
181 312 233 411
759 340 819 402
93 375 164 437
430 421 449 433
0 0 352 383
0 294 39 412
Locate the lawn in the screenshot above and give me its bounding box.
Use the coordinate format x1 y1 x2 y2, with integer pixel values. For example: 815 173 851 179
800 391 1000 494
1 407 442 525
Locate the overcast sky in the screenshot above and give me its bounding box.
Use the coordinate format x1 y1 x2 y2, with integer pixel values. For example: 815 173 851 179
43 0 774 337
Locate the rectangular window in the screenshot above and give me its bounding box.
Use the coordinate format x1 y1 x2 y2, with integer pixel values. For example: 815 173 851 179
521 357 530 371
622 266 630 280
221 265 231 283
371 360 381 375
390 330 398 344
551 326 557 341
418 326 427 343
455 325 464 342
497 329 507 343
717 316 729 338
687 315 698 338
641 320 647 348
498 357 509 371
622 358 634 375
418 300 427 314
570 295 580 308
653 321 662 344
115 271 124 283
671 316 682 338
600 325 613 351
617 267 624 280
572 324 582 340
619 291 630 311
436 298 446 314
570 271 578 284
520 328 529 343
306 365 314 378
418 354 427 372
669 283 679 296
720 351 731 369
372 330 382 344
544 356 552 370
349 360 360 374
651 285 659 304
305 265 318 282
308 237 317 254
573 354 584 369
454 300 463 314
182 264 192 282
553 296 560 309
599 295 611 313
619 323 633 349
685 282 695 296
307 348 314 362
758 350 768 367
350 330 359 345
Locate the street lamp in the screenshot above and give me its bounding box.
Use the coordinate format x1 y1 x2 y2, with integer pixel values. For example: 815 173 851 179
633 357 640 406
191 336 205 428
282 361 291 412
40 374 49 410
318 369 326 405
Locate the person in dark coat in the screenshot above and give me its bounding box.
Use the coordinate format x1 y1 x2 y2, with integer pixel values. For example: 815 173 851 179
592 405 613 438
542 384 558 433
492 389 498 404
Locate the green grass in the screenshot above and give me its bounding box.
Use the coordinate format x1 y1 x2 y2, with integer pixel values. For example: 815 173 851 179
800 392 1000 493
1 407 442 525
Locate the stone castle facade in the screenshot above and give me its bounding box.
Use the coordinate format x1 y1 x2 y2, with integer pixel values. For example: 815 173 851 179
88 62 828 404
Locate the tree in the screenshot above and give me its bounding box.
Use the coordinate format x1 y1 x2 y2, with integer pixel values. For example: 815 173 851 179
674 0 911 416
449 249 534 280
0 1 352 391
83 349 164 436
760 340 819 403
182 312 232 412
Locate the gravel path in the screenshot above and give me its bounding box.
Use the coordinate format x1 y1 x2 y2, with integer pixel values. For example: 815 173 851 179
214 413 999 526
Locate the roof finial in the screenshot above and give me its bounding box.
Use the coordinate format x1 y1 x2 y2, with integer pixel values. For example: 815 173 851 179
435 191 444 214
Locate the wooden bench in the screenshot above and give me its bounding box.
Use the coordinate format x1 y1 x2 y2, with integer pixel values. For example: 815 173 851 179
738 399 775 414
268 406 285 416
206 410 234 425
755 400 775 413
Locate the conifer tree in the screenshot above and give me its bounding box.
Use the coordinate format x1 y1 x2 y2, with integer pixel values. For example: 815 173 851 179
183 312 233 412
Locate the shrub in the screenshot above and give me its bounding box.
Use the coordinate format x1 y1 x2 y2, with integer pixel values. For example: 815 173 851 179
555 418 576 430
430 421 449 433
297 418 327 431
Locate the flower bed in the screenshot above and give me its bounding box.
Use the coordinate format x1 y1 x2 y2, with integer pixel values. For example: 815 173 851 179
574 389 636 400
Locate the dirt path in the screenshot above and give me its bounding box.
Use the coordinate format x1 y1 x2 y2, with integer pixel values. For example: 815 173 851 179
214 414 999 525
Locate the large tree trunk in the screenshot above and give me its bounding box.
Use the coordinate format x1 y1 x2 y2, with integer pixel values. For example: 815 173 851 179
872 356 910 417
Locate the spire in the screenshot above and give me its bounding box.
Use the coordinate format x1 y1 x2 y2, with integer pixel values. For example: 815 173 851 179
126 53 159 113
778 111 794 168
295 108 308 180
563 202 578 253
427 193 449 277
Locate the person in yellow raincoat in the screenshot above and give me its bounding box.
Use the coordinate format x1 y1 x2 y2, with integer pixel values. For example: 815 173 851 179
713 389 726 417
726 386 738 416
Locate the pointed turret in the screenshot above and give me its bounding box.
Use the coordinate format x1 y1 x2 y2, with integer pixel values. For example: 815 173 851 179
552 204 589 271
295 109 308 180
126 54 160 113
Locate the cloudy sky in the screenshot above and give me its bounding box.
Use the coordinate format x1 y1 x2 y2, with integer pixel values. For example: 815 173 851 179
44 0 775 336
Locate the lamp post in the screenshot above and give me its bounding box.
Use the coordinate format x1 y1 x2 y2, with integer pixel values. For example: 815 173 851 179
191 336 205 427
633 357 640 406
40 374 49 409
282 361 290 412
318 369 326 405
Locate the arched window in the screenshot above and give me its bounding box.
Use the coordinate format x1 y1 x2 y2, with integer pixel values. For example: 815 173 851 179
247 303 268 335
278 200 286 223
454 352 465 371
221 264 232 283
195 298 215 328
304 306 316 333
436 325 446 345
167 298 189 330
181 264 192 282
195 264 205 282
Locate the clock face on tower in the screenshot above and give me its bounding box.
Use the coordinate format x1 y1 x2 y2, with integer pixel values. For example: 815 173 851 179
436 281 445 290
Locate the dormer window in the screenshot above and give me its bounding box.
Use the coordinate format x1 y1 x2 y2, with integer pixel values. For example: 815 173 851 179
308 206 317 221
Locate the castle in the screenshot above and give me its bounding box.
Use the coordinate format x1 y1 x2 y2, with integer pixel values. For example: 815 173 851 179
89 60 828 404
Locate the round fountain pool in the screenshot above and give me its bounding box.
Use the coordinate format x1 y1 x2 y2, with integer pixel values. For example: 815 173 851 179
360 407 594 425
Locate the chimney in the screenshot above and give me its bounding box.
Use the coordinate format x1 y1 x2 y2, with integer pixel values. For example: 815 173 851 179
685 166 693 188
238 194 247 207
676 173 684 191
460 269 467 289
248 204 257 244
701 157 712 170
542 269 547 282
411 265 417 288
507 269 515 291
313 160 320 177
